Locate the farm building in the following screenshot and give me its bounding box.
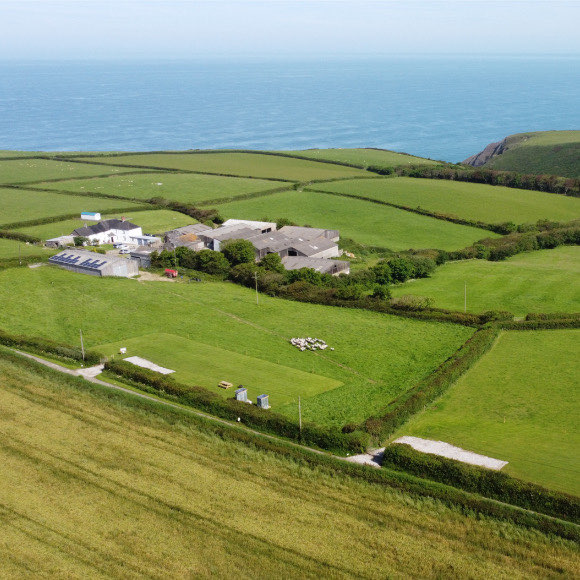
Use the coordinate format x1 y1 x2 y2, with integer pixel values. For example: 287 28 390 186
221 219 276 233
80 212 101 221
130 247 156 268
197 222 264 251
71 219 142 245
49 249 139 277
282 257 350 275
45 235 74 249
129 234 161 247
164 223 213 251
278 225 339 243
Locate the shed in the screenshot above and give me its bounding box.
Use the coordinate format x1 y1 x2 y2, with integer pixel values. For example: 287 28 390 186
49 249 139 278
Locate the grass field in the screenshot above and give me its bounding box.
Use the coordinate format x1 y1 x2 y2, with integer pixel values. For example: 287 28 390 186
99 333 343 407
213 189 497 251
75 152 370 180
37 171 289 204
311 177 580 225
0 267 472 426
2 353 577 578
0 158 144 184
390 246 580 316
281 148 440 167
0 188 146 227
14 209 195 238
394 330 580 495
482 130 580 178
0 238 53 260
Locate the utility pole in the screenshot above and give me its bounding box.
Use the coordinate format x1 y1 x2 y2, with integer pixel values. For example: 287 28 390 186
19 243 21 266
254 271 259 305
464 282 467 313
80 329 85 362
298 396 302 436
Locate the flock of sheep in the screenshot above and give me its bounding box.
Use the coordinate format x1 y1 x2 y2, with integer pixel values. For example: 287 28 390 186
290 337 334 352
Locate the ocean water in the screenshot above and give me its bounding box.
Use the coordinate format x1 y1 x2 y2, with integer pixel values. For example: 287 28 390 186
1 57 578 162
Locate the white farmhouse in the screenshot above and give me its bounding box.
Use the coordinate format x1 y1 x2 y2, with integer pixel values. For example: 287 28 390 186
71 219 142 245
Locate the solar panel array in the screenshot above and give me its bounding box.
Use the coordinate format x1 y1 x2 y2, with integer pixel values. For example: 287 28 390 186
50 253 108 270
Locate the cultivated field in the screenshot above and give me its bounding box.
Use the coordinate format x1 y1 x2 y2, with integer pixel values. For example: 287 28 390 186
282 148 440 167
214 190 497 251
75 152 370 180
311 177 580 225
3 352 577 578
0 267 473 426
0 157 143 184
394 329 580 495
15 209 196 239
37 171 289 204
390 246 580 316
0 187 145 227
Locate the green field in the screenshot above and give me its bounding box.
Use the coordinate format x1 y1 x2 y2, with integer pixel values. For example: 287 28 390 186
213 189 497 251
390 246 580 316
15 209 195 239
394 330 580 495
0 188 145 227
481 130 580 178
3 353 577 578
282 148 439 167
99 333 342 407
311 177 580 225
37 171 289 204
0 238 53 260
0 158 144 184
0 267 472 426
75 152 370 180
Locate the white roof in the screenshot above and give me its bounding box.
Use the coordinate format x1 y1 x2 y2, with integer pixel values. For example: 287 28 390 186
222 219 277 231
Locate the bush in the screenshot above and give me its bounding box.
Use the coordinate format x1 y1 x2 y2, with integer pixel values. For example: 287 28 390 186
259 252 285 273
195 250 231 276
389 295 434 311
221 239 256 266
382 443 580 523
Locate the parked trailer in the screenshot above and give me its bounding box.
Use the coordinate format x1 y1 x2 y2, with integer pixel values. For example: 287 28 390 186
165 269 178 278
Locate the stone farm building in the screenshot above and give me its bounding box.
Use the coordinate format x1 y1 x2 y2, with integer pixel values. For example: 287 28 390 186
72 219 142 245
49 249 139 277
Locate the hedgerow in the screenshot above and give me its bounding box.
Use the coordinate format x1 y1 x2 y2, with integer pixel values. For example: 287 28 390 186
382 443 580 523
103 358 370 454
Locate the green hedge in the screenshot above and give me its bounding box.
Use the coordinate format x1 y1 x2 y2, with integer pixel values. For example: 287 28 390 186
0 328 102 365
382 443 580 524
0 229 42 243
104 359 370 454
363 327 500 439
0 255 51 271
525 312 580 321
497 318 580 331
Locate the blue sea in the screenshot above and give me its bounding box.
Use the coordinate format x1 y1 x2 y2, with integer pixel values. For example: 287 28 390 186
1 57 578 162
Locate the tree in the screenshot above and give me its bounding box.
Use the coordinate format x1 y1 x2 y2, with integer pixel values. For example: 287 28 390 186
73 236 88 247
221 239 255 267
372 260 392 285
259 252 285 273
195 250 231 276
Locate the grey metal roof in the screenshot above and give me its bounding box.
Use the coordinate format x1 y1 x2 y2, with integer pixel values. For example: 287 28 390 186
278 226 339 241
165 223 213 238
71 219 139 237
287 238 337 257
282 256 349 274
247 231 292 252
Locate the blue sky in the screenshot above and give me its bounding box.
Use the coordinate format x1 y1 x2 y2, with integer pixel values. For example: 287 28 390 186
1 1 579 60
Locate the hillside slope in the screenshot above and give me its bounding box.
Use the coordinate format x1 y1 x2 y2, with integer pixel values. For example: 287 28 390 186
464 130 580 178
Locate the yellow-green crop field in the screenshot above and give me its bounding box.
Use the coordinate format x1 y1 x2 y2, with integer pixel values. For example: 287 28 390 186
1 352 578 578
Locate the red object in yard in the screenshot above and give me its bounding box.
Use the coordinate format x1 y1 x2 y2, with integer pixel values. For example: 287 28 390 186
165 269 178 278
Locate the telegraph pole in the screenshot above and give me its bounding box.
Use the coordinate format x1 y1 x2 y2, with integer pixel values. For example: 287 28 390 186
464 282 467 313
298 396 302 436
254 271 259 305
80 329 85 362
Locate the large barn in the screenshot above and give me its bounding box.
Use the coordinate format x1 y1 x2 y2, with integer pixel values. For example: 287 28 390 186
49 249 139 277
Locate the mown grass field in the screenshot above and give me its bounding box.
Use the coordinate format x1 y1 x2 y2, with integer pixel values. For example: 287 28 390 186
214 190 496 251
390 246 580 316
0 238 53 259
0 267 473 426
15 209 195 238
76 152 370 180
0 158 143 184
483 130 580 178
311 177 580 225
393 330 580 495
0 187 145 227
98 332 343 407
2 353 577 578
282 148 440 167
37 171 289 204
